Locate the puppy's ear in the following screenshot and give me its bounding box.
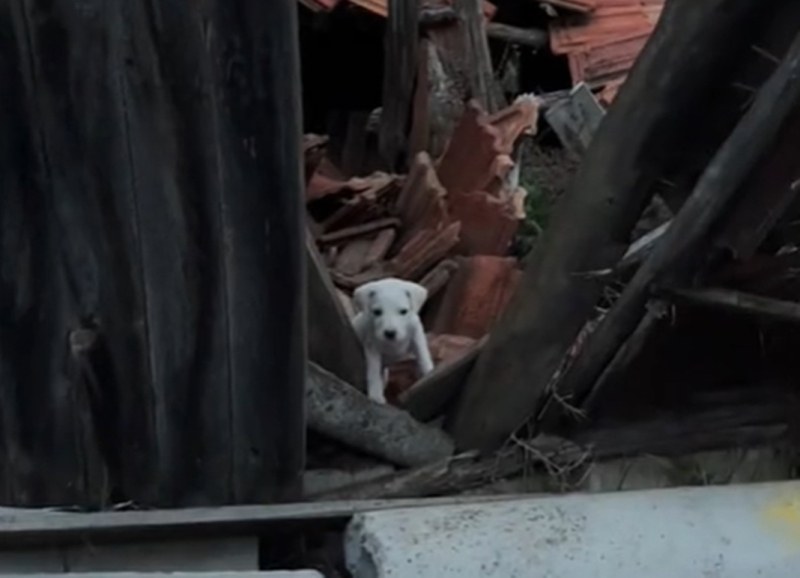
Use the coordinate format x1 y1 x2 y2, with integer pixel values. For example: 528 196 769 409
403 281 428 314
352 283 374 313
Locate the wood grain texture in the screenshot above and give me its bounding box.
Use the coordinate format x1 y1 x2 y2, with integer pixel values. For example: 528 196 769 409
0 0 305 506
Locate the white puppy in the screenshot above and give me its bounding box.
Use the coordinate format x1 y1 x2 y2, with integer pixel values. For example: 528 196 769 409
351 278 435 403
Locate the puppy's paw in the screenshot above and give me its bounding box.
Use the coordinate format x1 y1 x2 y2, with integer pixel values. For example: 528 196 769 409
368 391 388 405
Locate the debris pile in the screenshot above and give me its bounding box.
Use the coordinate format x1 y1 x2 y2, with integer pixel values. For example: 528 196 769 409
300 0 800 505
305 95 538 402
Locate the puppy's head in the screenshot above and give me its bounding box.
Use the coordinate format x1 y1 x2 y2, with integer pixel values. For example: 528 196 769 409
353 278 428 345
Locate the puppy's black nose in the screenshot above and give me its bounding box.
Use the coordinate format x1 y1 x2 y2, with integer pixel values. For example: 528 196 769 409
384 329 397 341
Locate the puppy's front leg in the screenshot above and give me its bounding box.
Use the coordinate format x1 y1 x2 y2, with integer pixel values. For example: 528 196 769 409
412 324 435 377
365 348 387 404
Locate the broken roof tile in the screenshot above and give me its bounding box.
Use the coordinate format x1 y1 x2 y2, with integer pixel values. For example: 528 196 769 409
432 256 521 339
437 101 505 199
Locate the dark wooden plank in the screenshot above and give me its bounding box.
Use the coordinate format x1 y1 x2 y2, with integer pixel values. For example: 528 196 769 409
0 0 305 506
306 236 366 391
543 29 800 427
448 0 773 451
401 338 485 422
379 0 420 171
661 287 800 325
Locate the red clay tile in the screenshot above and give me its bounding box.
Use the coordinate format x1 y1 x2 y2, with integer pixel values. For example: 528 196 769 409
487 94 540 154
390 221 461 280
436 101 505 199
432 255 521 338
449 191 519 256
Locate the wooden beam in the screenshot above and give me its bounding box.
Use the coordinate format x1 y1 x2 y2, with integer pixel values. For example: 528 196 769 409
447 0 773 451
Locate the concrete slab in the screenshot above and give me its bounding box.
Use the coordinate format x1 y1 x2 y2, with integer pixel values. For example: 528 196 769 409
345 480 800 577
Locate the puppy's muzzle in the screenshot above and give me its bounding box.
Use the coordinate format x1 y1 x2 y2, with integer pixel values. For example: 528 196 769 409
383 329 397 341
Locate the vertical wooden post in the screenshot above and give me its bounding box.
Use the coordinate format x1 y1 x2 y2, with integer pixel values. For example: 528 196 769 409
453 0 503 113
380 0 420 171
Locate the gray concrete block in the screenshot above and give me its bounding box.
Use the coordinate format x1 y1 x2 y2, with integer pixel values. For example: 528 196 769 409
346 480 800 578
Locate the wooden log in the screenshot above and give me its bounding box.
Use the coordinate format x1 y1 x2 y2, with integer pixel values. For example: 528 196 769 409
448 0 772 451
306 363 455 467
543 29 800 426
306 236 366 391
486 23 549 49
380 0 420 171
0 0 306 505
661 287 800 325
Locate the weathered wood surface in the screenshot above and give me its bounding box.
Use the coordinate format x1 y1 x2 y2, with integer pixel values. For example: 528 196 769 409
545 29 800 425
0 0 305 506
448 0 785 451
306 363 454 467
380 0 420 171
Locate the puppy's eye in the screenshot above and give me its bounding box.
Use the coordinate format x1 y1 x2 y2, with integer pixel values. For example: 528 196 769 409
372 308 383 317
399 308 409 316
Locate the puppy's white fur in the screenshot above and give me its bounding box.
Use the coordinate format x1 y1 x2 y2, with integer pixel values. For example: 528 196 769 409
351 278 435 403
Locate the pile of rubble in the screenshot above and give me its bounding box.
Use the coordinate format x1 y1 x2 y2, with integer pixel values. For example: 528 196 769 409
305 95 538 402
299 0 800 508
